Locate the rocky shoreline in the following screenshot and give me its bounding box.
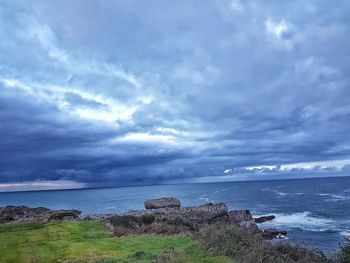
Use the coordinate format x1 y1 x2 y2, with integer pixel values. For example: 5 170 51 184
0 197 286 240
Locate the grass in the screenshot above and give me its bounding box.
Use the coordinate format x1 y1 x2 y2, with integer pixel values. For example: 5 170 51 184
0 220 232 263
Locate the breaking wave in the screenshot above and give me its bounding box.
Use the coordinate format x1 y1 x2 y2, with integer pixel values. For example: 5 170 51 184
260 211 334 232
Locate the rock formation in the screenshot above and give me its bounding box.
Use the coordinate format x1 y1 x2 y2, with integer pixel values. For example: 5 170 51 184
261 228 288 239
229 210 253 223
239 220 261 234
180 202 228 222
144 197 181 209
254 215 276 223
1 198 287 240
0 205 81 223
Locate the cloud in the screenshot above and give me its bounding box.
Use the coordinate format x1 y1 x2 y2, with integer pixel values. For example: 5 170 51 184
230 0 245 13
0 0 350 190
265 17 288 40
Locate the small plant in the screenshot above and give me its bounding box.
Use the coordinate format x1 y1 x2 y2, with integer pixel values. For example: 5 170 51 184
109 215 142 228
127 251 157 261
171 216 183 226
335 237 350 263
141 214 155 225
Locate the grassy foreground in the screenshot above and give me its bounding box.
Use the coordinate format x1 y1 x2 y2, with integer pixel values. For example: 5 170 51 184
0 220 232 263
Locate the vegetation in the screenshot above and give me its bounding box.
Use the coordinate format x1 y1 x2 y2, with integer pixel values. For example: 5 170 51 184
196 224 330 263
1 219 349 263
334 237 350 263
0 220 232 263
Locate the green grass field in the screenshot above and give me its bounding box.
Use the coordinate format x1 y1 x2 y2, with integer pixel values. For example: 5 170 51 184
0 220 232 263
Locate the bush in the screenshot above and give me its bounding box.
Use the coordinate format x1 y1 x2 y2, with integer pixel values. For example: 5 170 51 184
196 224 330 263
335 237 350 263
170 216 183 226
127 250 157 261
141 214 155 225
109 215 142 229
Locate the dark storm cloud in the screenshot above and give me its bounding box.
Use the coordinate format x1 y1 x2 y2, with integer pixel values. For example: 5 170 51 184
1 0 350 189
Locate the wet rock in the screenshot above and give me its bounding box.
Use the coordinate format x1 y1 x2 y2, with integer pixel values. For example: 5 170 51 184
254 215 276 223
262 228 288 239
144 197 181 209
229 210 253 224
239 220 261 234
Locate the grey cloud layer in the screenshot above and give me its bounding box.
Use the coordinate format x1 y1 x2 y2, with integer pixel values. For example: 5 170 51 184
1 0 350 186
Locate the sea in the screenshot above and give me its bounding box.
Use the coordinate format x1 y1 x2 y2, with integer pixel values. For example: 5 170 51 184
0 176 349 254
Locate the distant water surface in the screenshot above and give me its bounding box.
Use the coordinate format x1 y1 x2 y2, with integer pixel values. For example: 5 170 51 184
1 176 349 254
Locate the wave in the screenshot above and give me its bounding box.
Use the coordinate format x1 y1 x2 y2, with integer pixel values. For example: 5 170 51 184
198 195 210 202
214 188 230 193
340 230 350 237
259 211 334 232
320 193 350 202
263 188 305 197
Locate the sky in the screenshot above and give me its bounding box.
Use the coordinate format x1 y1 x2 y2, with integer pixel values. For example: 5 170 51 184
1 0 350 191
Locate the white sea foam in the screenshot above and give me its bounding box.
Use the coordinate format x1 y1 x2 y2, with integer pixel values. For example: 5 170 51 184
260 211 334 231
319 193 350 201
214 188 230 193
325 195 350 202
276 191 288 196
198 195 209 202
340 230 350 237
263 188 305 197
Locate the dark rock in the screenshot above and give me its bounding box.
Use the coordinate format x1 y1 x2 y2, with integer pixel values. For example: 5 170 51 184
49 210 81 220
229 210 253 224
144 197 181 209
180 202 229 223
254 215 276 223
262 228 288 239
0 205 81 223
124 202 228 226
239 220 261 234
80 214 113 220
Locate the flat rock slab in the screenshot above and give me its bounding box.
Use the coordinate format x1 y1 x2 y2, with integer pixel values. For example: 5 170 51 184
126 202 228 224
144 197 181 209
254 215 276 223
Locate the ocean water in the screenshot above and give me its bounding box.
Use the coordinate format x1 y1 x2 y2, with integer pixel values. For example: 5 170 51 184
0 176 349 254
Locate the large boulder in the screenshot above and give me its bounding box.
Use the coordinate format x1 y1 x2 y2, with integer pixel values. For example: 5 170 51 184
181 203 228 223
229 210 253 224
144 197 181 209
129 202 228 224
254 215 276 224
239 220 261 234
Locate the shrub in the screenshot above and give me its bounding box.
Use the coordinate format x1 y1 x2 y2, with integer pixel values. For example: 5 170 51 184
335 237 350 263
127 251 157 261
196 224 330 263
170 216 183 226
141 214 155 225
112 226 130 237
109 215 142 229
